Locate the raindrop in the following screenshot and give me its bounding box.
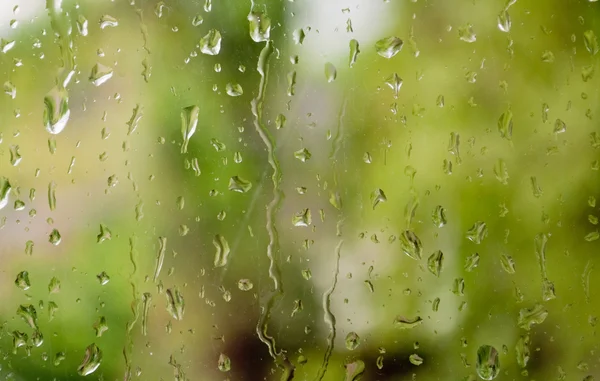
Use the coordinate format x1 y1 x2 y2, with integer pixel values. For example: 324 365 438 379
497 109 513 140
458 24 476 43
292 209 312 227
584 30 599 55
89 63 113 86
97 224 112 243
464 253 480 272
293 28 305 44
427 250 443 276
93 316 108 337
466 221 488 244
399 230 423 260
9 145 21 166
76 15 88 36
432 205 447 227
275 114 286 129
294 148 311 162
541 50 555 63
393 315 423 329
77 344 103 376
409 354 424 366
345 332 360 350
497 10 511 32
349 39 360 67
48 276 61 293
49 229 62 245
515 335 530 368
192 15 203 26
385 73 402 99
553 119 566 134
199 29 222 55
4 81 16 98
371 188 387 209
476 345 500 380
17 304 38 329
218 353 231 372
238 279 253 291
48 181 56 211
180 105 199 154
97 272 110 285
228 176 252 193
213 234 230 267
0 178 9 209
15 271 31 290
517 304 548 330
0 38 16 53
247 8 271 42
325 62 337 82
500 254 516 274
99 15 118 29
375 36 403 58
225 83 243 96
166 288 185 320
43 86 70 135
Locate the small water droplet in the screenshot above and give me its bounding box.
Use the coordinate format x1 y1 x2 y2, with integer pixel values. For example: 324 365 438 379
15 271 31 290
1 177 13 210
500 254 516 274
466 221 488 244
349 39 360 67
218 353 231 372
180 105 199 154
97 271 110 285
497 109 513 140
324 62 337 82
228 176 252 193
458 24 476 43
97 224 112 243
9 145 21 166
409 354 424 366
225 83 243 96
0 38 16 53
385 73 403 98
345 332 360 350
371 188 387 209
399 230 423 260
497 10 511 32
393 315 423 329
77 15 88 36
238 279 253 291
17 304 38 329
553 118 566 134
292 209 312 227
427 250 443 276
49 229 62 245
541 50 555 63
166 287 185 320
48 181 56 211
465 253 480 272
476 345 500 380
199 29 222 55
192 15 203 26
293 28 306 44
584 30 599 55
4 81 16 99
294 148 311 162
375 36 403 58
213 234 230 267
99 15 118 29
48 276 61 293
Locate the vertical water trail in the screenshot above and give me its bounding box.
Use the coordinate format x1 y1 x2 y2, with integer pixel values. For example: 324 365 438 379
315 97 347 381
251 39 285 359
123 237 140 381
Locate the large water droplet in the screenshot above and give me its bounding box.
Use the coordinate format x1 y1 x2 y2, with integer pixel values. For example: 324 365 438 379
218 353 231 372
584 30 599 55
349 39 360 67
44 86 70 135
166 288 185 320
228 176 252 193
427 250 443 276
225 83 243 96
199 29 222 55
466 221 488 244
458 24 477 43
476 345 500 380
77 343 103 376
15 271 31 290
497 10 511 32
375 36 403 58
292 209 312 227
399 230 423 260
247 8 271 42
2 177 14 209
49 229 62 245
345 332 360 350
180 105 199 154
517 304 548 330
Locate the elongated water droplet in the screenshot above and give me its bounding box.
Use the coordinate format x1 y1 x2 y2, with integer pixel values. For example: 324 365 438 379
458 24 476 42
247 8 270 42
385 73 402 99
97 224 112 243
17 304 38 329
344 359 365 381
199 29 221 55
225 83 243 96
89 63 113 86
515 335 530 368
218 353 231 372
213 234 230 267
166 287 185 320
48 276 61 293
15 271 31 290
466 221 488 244
228 176 252 193
517 304 548 330
371 188 387 209
497 109 513 140
476 345 500 380
180 105 199 154
584 30 599 55
49 229 61 245
126 104 143 135
48 181 56 211
409 354 424 366
500 254 516 274
497 10 511 32
141 292 152 336
393 315 423 329
375 36 403 58
349 39 360 67
0 38 15 53
427 250 443 276
4 81 16 99
400 230 422 260
9 145 21 166
325 62 337 82
25 240 34 255
287 70 297 96
293 28 305 44
78 343 102 376
93 316 108 337
153 237 167 282
32 330 44 347
465 253 480 272
44 86 70 134
1 178 12 210
76 15 88 36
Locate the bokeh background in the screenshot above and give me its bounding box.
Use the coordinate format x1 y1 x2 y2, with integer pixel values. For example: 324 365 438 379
1 0 599 380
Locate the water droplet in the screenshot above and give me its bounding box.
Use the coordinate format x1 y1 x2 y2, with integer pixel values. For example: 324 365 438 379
96 224 111 243
497 10 511 32
89 63 113 86
47 181 57 210
399 230 423 260
76 15 88 36
464 253 480 272
54 351 66 366
293 28 305 44
275 113 286 129
371 188 387 209
15 271 31 290
497 109 513 140
466 221 488 244
393 315 423 329
166 287 185 320
228 176 252 193
294 148 311 162
292 209 312 227
213 234 230 267
218 353 231 372
541 50 555 63
409 354 424 366
199 29 222 55
518 304 548 330
302 269 312 280
12 331 28 353
97 271 110 285
4 81 16 99
9 145 21 166
287 70 297 96
17 304 38 329
453 278 465 296
515 335 530 368
500 254 516 274
458 24 476 43
78 343 102 376
375 36 403 58
345 332 360 350
192 15 203 26
385 73 403 98
325 62 337 82
476 345 500 380
0 178 11 210
225 83 243 96
553 119 566 134
49 229 62 245
93 316 108 337
180 105 199 154
238 279 253 291
0 38 16 53
349 39 360 67
25 240 34 255
344 359 365 381
247 8 271 42
427 250 443 276
530 176 542 198
44 86 70 134
32 330 44 347
584 30 599 55
585 231 599 241
99 15 118 29
48 276 61 293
